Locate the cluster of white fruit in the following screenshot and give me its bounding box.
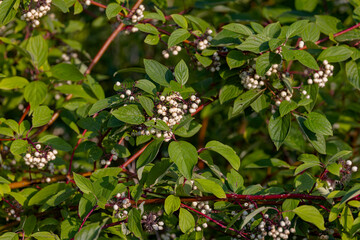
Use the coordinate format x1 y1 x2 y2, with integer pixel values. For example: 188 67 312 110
24 144 58 169
266 63 281 76
131 93 200 142
191 201 212 215
142 212 165 232
319 235 330 240
197 29 213 50
160 233 176 240
162 46 182 59
131 5 145 23
61 53 78 62
300 89 311 100
113 195 132 209
21 0 52 28
345 159 358 173
100 149 120 166
6 208 21 222
116 85 136 102
257 216 295 240
209 51 222 72
274 88 293 106
84 0 91 6
239 66 266 90
194 222 208 232
307 60 334 88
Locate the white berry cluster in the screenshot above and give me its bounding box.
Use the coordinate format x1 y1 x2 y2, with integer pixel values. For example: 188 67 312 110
113 195 132 209
266 63 281 76
209 51 221 72
319 235 330 240
162 46 182 59
84 0 91 6
116 84 136 102
24 144 58 169
21 0 52 28
131 5 145 23
5 201 22 222
307 60 334 88
300 89 310 100
160 233 176 240
100 149 120 166
61 52 78 63
342 159 358 174
142 212 165 232
132 93 200 142
195 222 208 232
191 201 212 215
275 88 293 106
197 29 213 50
257 215 294 240
239 66 266 90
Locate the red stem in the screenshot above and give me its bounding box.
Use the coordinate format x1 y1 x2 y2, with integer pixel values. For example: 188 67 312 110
18 105 30 125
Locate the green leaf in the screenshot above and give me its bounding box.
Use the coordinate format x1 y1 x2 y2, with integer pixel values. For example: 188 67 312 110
345 60 360 90
10 139 28 155
73 173 95 195
237 34 270 53
0 0 17 26
171 14 188 29
268 112 291 150
38 135 72 152
301 23 320 42
24 81 47 109
232 89 264 116
195 178 226 198
169 141 198 179
32 106 54 128
226 50 248 69
51 63 84 82
293 50 320 70
136 138 163 168
174 60 189 86
164 195 181 215
127 209 143 238
326 150 352 165
296 114 326 154
112 105 145 125
286 20 309 39
195 54 212 67
88 95 122 116
143 59 171 86
222 23 253 36
304 112 333 136
74 223 102 240
31 232 59 240
144 34 159 45
26 35 48 67
227 169 244 192
135 79 157 95
256 52 281 76
0 77 28 90
168 29 191 48
0 232 19 240
316 15 343 35
302 84 318 112
106 3 121 19
318 46 353 63
29 183 66 206
74 0 83 14
240 207 270 229
219 83 243 104
279 100 297 117
179 208 195 233
138 96 154 117
205 140 240 170
295 0 317 12
293 205 325 230
52 0 69 13
135 23 160 35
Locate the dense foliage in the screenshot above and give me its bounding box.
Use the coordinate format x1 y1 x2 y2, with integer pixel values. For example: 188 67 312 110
1 0 360 239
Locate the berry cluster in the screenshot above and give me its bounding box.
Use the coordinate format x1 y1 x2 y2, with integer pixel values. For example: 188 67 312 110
191 201 212 215
307 60 334 88
23 144 58 169
61 52 78 63
100 149 120 166
160 233 176 240
257 216 294 239
345 159 358 173
162 46 182 59
275 88 293 106
21 0 52 28
196 29 213 50
4 201 22 222
84 0 91 6
131 5 145 23
195 222 208 231
113 195 131 210
116 84 136 102
209 51 222 72
142 212 165 232
239 65 266 90
132 93 201 142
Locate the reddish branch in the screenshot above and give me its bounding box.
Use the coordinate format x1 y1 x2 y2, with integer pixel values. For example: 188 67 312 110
18 105 30 125
120 140 153 169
